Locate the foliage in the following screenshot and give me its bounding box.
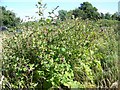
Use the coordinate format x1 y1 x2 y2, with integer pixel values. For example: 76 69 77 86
58 2 120 21
58 10 67 21
2 0 119 89
58 2 100 20
0 6 20 28
2 18 119 89
104 13 111 20
96 19 119 27
72 9 86 19
78 2 100 20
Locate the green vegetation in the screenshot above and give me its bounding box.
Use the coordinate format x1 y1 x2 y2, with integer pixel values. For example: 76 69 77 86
58 2 120 21
0 6 20 28
1 1 119 89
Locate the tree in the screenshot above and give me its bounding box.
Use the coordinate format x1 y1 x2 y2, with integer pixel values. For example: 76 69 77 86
66 10 73 19
70 2 100 20
0 6 20 28
78 2 100 20
58 10 67 21
111 12 118 20
99 13 105 19
72 9 86 19
104 13 111 20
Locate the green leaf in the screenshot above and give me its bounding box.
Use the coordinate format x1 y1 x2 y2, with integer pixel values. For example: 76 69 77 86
61 47 66 52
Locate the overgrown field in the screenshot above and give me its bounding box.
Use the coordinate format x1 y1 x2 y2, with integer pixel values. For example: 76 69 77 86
2 19 119 89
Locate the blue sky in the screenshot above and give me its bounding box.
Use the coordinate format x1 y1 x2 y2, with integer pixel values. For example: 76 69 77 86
1 0 119 21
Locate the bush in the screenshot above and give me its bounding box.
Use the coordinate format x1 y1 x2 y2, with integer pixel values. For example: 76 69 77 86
2 18 118 89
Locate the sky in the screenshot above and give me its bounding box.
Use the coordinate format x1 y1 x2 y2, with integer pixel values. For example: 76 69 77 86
0 0 119 21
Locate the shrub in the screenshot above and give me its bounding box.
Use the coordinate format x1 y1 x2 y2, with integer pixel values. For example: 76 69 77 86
2 18 118 89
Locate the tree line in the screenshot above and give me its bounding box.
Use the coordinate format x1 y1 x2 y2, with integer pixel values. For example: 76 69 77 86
0 2 120 28
58 2 120 21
